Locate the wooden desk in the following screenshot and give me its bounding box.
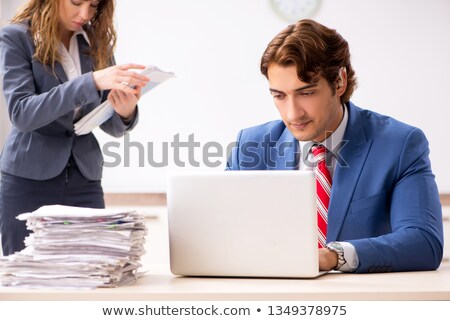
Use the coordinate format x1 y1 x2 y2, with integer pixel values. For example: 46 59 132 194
1 264 450 301
1 206 449 301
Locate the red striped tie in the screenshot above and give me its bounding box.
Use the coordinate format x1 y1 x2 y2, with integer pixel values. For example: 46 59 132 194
311 145 332 248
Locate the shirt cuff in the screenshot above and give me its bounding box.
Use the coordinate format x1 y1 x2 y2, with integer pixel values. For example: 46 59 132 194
337 241 359 272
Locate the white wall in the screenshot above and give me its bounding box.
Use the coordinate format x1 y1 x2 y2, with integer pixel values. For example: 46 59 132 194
1 0 450 193
99 0 450 192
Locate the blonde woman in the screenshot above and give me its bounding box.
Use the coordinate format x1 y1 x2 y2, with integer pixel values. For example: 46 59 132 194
0 0 149 255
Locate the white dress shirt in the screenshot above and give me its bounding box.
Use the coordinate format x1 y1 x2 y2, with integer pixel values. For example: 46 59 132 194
58 28 91 120
298 105 359 272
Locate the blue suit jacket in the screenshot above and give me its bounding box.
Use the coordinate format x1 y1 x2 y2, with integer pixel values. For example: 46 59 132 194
227 101 443 273
0 22 138 181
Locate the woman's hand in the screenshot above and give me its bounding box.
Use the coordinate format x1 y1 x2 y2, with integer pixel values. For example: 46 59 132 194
107 88 141 120
93 63 150 95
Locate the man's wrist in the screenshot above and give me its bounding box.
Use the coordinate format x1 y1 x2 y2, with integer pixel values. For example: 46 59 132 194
326 241 346 270
318 248 338 271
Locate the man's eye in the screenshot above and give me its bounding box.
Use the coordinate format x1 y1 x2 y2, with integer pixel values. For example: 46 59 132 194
300 91 314 97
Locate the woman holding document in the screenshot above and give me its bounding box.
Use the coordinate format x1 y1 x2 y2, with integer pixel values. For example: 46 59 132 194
0 0 149 255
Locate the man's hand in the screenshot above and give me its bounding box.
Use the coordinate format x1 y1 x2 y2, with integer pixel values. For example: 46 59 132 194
319 247 338 271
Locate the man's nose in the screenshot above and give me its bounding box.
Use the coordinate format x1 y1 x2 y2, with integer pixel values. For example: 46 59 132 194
286 98 305 121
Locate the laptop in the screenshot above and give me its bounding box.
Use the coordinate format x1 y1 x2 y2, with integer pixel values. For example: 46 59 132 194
167 170 326 278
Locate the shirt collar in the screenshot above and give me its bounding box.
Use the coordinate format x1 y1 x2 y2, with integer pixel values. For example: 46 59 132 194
299 104 349 161
73 27 91 46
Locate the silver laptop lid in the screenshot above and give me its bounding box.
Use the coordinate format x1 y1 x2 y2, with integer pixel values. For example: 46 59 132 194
167 170 320 278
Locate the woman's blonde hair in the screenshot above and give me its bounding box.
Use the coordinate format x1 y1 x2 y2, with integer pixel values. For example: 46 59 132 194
11 0 116 71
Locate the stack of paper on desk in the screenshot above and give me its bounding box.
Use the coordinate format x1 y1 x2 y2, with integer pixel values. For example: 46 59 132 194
74 65 175 136
0 205 147 289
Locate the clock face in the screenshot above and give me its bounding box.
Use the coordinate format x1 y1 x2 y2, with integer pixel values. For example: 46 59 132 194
270 0 321 23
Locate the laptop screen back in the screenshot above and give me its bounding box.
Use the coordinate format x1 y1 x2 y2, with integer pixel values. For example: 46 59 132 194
167 170 320 278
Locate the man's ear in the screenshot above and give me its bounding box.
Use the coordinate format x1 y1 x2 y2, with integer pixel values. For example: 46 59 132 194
337 67 347 94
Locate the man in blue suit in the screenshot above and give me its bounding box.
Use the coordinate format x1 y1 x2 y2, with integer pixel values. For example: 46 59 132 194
227 19 443 273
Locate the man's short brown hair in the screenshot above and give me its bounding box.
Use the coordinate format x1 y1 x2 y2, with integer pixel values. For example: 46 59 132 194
260 19 357 103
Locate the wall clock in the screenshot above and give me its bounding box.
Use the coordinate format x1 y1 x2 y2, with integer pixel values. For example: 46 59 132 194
270 0 321 23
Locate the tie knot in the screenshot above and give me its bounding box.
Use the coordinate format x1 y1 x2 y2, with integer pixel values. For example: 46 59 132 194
311 144 327 162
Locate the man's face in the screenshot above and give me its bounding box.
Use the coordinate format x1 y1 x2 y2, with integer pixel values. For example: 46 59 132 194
268 64 344 142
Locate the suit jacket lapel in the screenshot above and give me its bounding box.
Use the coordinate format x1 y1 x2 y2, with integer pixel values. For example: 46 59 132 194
271 128 299 170
51 58 72 121
76 34 95 118
78 34 93 74
54 62 68 84
53 35 94 122
52 35 92 92
327 102 373 241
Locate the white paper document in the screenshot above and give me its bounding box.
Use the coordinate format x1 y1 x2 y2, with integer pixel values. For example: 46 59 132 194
0 205 148 289
74 65 175 136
